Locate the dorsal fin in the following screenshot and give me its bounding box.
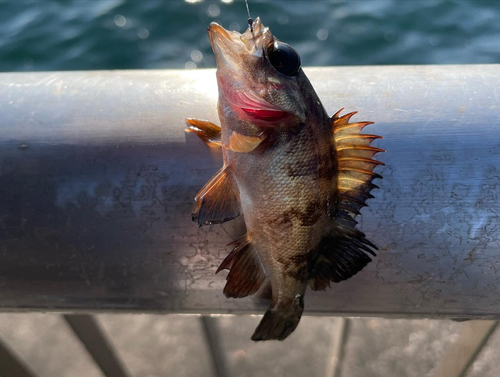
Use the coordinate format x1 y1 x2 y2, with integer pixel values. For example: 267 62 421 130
332 108 384 228
309 110 383 291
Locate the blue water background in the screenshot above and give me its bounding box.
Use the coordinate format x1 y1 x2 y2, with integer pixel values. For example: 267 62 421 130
0 0 499 72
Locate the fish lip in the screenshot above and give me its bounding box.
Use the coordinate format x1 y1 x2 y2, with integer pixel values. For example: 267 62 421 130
207 22 239 69
207 22 232 43
208 21 266 61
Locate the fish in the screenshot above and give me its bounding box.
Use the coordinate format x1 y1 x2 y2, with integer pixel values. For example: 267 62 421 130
186 17 384 341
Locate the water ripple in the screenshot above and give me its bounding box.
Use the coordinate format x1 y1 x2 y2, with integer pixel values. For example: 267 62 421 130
0 0 498 72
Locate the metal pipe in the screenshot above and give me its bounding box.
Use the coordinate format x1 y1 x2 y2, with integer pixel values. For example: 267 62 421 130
0 66 499 318
432 320 498 377
64 314 131 377
200 316 231 377
0 337 38 377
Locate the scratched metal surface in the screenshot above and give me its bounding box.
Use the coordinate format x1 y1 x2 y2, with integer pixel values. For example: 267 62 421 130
0 66 499 317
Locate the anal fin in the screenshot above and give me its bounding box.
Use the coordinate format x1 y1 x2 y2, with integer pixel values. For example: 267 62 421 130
185 118 222 148
192 165 241 227
217 235 266 298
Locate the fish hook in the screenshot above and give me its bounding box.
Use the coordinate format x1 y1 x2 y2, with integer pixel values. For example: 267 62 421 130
245 0 254 33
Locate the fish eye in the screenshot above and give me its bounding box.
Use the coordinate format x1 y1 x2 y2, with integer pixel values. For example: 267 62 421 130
266 41 301 76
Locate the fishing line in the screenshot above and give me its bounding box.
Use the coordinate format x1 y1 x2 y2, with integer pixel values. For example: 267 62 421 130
245 0 253 32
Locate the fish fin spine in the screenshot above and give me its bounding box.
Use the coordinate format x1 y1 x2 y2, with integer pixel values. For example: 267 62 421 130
192 165 241 227
308 109 383 290
185 118 222 147
332 109 384 223
217 234 267 299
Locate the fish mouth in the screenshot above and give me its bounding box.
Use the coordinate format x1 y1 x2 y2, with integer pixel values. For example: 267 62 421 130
207 19 269 64
209 20 290 124
208 19 266 45
207 22 242 71
208 22 232 42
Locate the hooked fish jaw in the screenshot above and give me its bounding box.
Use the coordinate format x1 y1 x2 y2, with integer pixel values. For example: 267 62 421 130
207 18 306 124
207 18 269 70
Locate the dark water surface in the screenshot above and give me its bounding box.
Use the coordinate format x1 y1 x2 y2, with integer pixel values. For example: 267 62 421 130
0 0 499 72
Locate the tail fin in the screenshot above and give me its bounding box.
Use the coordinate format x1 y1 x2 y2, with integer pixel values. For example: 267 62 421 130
251 304 303 341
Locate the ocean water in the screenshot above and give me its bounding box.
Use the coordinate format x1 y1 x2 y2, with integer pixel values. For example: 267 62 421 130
0 0 499 72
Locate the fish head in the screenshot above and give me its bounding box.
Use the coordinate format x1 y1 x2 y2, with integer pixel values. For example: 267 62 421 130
208 18 309 126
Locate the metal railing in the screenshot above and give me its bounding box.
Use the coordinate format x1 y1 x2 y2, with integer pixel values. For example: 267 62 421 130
0 65 499 318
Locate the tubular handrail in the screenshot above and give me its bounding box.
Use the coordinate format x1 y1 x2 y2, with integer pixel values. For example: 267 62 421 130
0 65 499 318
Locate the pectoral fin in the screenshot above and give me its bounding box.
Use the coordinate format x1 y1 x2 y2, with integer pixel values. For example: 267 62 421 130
226 131 266 153
192 165 241 227
216 235 267 298
185 118 222 148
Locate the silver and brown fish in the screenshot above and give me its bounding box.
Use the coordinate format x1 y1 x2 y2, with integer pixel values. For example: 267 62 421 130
186 18 384 341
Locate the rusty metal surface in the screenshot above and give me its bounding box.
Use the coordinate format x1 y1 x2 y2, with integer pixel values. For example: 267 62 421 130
0 66 499 317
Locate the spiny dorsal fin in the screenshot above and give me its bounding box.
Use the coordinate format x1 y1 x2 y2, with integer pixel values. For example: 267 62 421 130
192 165 241 227
216 235 267 298
332 108 384 227
308 108 383 291
185 118 222 148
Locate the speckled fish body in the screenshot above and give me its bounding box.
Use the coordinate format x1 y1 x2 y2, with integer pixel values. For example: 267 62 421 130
186 18 383 341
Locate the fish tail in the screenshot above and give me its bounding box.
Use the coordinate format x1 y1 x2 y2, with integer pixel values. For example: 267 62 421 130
251 304 303 341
